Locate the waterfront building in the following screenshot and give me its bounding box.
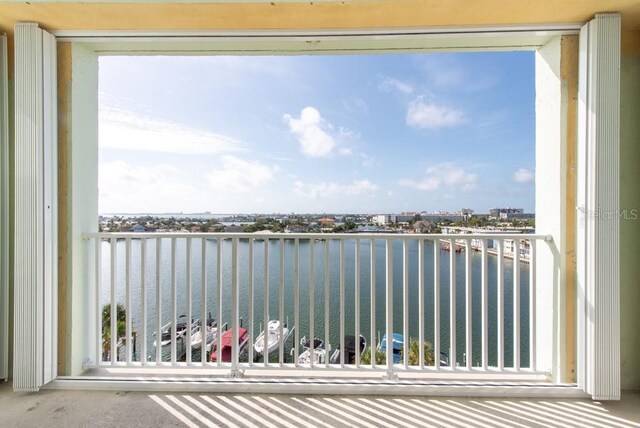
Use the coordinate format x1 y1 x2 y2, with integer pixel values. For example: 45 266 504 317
419 212 466 222
285 224 308 233
489 207 525 218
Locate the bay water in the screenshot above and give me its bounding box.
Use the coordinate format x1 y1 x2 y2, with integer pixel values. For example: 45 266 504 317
101 237 530 367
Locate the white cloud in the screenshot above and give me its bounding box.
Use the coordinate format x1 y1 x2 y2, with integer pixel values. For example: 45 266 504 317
398 163 478 192
99 160 202 213
294 179 379 199
205 155 278 192
100 107 244 155
406 98 465 130
378 76 414 94
99 157 280 213
283 107 336 158
514 168 534 183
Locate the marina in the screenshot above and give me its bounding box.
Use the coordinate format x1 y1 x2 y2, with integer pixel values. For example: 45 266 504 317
100 235 533 368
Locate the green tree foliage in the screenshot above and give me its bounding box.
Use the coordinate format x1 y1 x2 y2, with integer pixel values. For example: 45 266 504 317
360 339 435 366
343 221 356 231
102 303 126 360
360 347 387 365
403 338 435 366
244 219 283 233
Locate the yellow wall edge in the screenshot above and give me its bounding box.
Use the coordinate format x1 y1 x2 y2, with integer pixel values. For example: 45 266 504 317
0 1 639 35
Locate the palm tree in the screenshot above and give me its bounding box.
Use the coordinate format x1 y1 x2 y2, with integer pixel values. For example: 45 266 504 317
402 338 435 366
361 339 436 367
102 303 126 361
360 347 387 365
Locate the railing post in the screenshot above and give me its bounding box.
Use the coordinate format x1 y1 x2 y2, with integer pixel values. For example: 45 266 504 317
465 238 472 370
170 237 177 365
125 238 132 365
263 238 269 367
216 238 222 367
497 238 504 370
248 238 254 367
93 238 101 366
370 239 376 368
279 238 285 366
384 239 397 380
155 238 162 365
200 238 207 365
434 239 440 369
324 240 330 369
309 239 314 367
513 238 521 370
530 240 536 372
110 238 117 365
403 239 409 369
481 238 488 369
354 239 361 367
339 239 345 367
449 238 456 368
293 238 299 366
418 239 425 368
229 237 242 377
140 239 147 366
185 237 192 364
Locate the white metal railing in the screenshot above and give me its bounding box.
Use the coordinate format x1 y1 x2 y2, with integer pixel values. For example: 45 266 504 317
86 232 552 377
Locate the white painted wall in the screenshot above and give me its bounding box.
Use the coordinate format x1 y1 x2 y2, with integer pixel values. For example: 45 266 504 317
535 36 565 383
69 43 99 376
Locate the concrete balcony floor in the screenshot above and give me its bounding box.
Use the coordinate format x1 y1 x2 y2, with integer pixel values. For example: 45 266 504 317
1 382 639 427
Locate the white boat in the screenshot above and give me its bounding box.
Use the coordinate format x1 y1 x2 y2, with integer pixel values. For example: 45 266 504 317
254 320 294 356
190 324 218 351
297 337 331 365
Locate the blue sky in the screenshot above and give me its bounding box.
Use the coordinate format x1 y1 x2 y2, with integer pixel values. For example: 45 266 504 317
98 52 535 214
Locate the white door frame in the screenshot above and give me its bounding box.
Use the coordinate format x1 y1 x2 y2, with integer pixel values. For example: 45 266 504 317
14 20 622 398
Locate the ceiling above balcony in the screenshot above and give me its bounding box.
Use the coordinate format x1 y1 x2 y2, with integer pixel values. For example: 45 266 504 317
0 0 640 36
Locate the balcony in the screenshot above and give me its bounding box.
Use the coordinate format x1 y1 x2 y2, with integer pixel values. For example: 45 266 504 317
3 380 640 427
79 231 556 390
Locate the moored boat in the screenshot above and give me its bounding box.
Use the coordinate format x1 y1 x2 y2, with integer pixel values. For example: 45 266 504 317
190 321 226 352
210 327 249 362
152 315 198 348
377 333 404 364
440 241 464 252
254 319 293 356
297 336 330 365
329 335 367 364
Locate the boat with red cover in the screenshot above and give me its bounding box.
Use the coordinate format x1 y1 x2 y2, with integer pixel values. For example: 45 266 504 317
210 327 249 362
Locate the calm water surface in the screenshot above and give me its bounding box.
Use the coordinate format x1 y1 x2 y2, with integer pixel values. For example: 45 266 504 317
100 237 531 367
